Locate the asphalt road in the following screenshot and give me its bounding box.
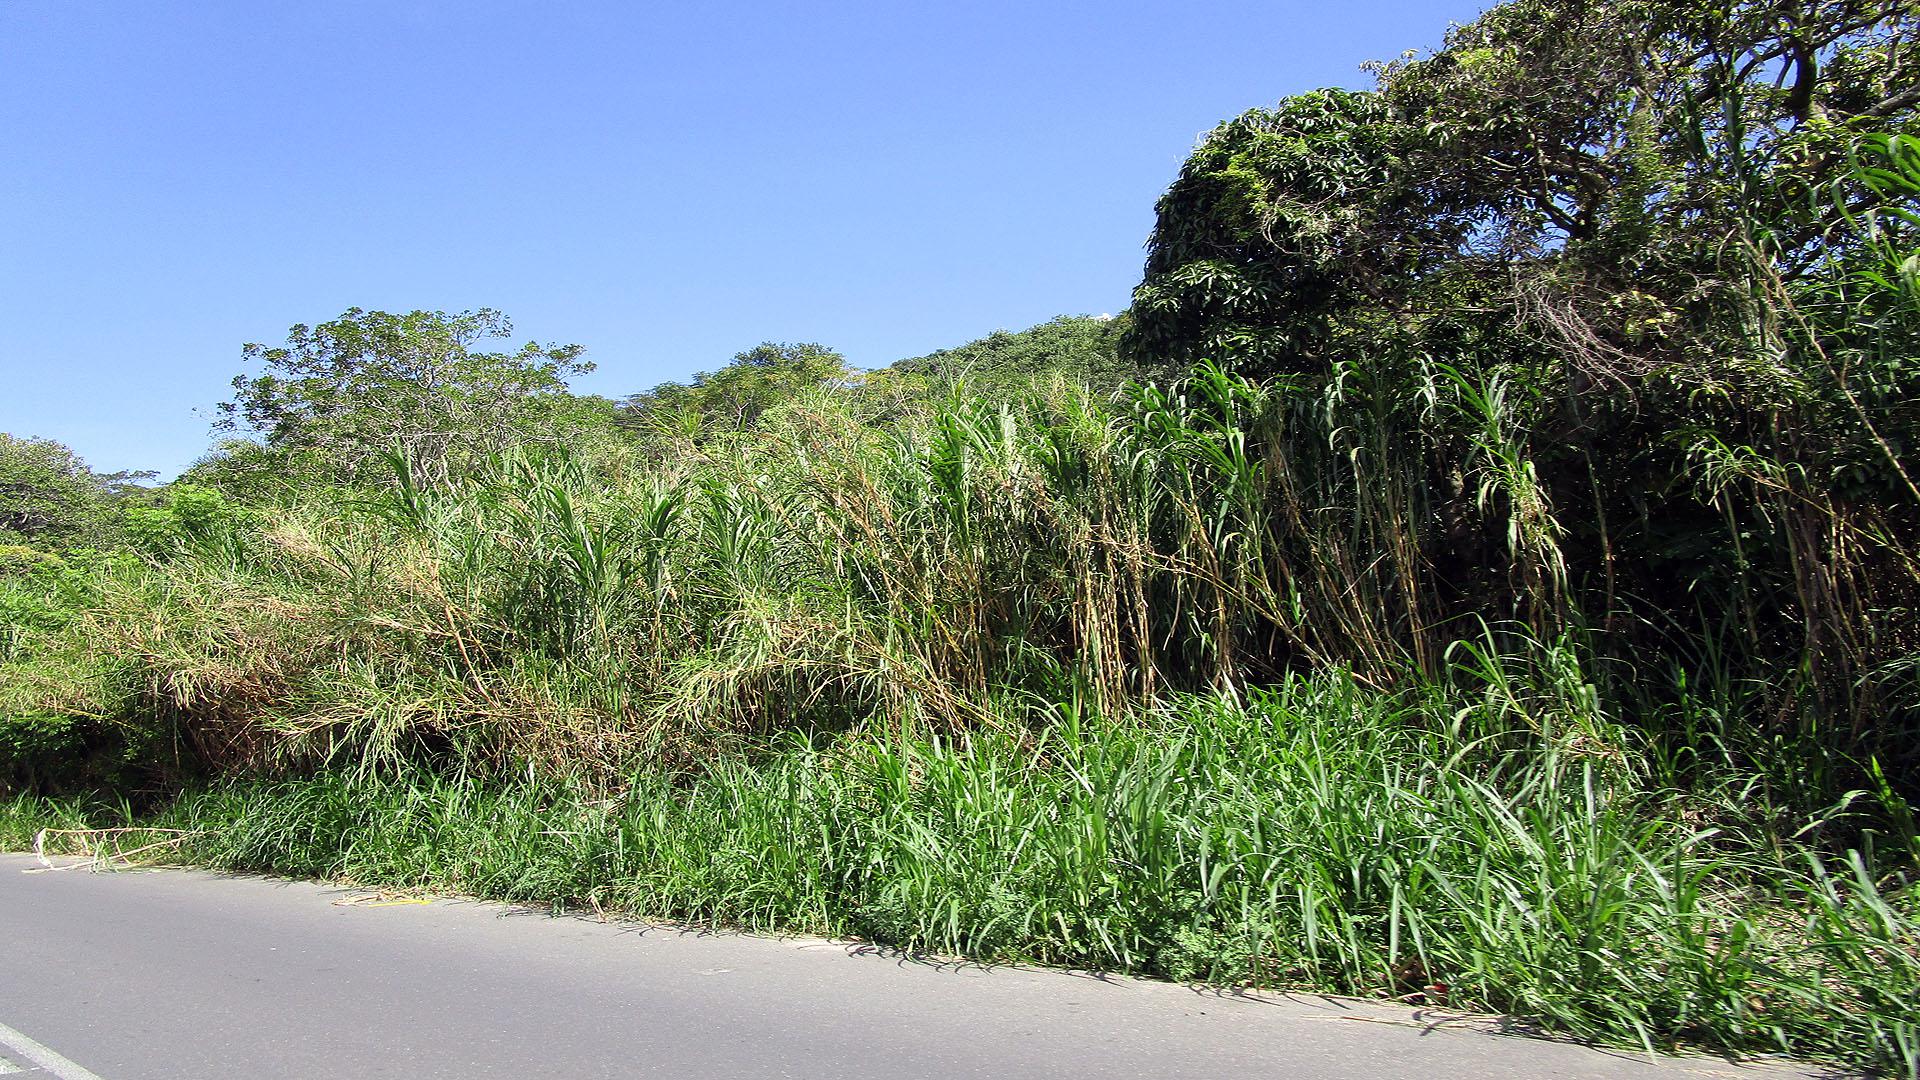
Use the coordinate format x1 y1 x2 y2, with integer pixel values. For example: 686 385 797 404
0 853 1821 1080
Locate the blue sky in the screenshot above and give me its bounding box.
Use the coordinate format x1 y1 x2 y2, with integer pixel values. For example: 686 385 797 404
1 0 1485 478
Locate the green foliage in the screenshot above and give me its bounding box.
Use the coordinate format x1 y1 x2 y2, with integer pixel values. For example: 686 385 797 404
617 322 1131 449
1123 0 1920 777
0 433 121 547
1377 0 1918 280
1126 89 1475 376
220 308 596 485
890 315 1135 392
21 681 1918 1073
618 342 849 444
177 439 341 505
0 435 156 787
123 483 245 557
19 378 1307 774
0 545 140 789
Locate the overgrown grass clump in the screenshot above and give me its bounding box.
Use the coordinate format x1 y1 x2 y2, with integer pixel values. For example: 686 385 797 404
15 676 1917 1074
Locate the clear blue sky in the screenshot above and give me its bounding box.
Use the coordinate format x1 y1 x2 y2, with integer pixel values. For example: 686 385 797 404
1 0 1485 478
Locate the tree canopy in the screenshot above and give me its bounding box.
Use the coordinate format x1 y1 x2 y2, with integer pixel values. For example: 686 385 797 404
1125 0 1920 379
892 315 1134 390
618 342 850 442
220 308 594 484
1122 0 1920 746
0 434 127 547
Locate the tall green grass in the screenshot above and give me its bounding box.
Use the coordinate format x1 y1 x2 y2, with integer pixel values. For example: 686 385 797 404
6 353 1915 795
14 674 1915 1074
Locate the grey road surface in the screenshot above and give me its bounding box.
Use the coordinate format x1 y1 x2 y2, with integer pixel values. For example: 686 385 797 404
0 853 1820 1080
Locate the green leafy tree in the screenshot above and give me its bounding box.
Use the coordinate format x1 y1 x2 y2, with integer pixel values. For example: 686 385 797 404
0 434 124 547
1122 0 1920 760
892 315 1135 390
619 342 849 441
1124 89 1480 376
176 438 325 504
1373 0 1920 374
220 308 594 484
1126 0 1919 379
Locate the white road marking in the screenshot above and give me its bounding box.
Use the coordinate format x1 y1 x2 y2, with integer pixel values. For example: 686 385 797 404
0 1020 109 1080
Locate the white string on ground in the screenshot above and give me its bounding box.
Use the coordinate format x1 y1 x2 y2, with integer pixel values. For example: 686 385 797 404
0 1020 110 1080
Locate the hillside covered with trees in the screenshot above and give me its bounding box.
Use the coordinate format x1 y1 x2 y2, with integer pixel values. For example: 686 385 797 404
5 0 1920 1072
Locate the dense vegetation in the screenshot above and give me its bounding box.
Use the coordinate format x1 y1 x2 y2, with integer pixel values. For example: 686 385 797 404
5 0 1919 1072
